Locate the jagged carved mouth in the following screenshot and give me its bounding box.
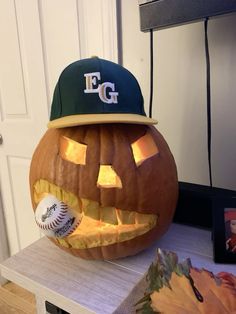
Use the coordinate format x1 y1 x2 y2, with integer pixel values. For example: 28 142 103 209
33 179 158 249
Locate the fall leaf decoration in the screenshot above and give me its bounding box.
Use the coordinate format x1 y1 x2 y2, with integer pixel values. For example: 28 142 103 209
136 249 236 313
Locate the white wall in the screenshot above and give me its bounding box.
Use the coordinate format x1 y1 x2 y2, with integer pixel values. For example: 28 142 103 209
121 1 236 190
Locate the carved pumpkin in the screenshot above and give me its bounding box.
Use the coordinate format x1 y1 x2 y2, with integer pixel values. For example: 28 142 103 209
30 123 178 260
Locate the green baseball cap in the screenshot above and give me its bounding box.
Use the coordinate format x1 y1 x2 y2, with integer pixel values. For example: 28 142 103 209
48 57 157 128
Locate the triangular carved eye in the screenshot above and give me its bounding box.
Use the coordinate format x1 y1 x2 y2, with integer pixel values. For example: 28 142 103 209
131 133 159 167
60 136 87 165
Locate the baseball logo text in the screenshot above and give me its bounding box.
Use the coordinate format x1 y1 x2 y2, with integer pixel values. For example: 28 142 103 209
41 203 57 222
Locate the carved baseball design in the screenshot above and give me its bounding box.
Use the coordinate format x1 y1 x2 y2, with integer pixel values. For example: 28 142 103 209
35 194 82 238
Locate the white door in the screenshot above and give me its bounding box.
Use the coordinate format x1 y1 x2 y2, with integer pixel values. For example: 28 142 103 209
0 0 49 255
0 0 118 256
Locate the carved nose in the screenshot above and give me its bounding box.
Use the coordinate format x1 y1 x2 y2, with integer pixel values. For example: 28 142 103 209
97 165 122 189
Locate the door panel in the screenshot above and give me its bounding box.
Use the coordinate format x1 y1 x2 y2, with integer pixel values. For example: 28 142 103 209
0 0 27 117
39 0 81 103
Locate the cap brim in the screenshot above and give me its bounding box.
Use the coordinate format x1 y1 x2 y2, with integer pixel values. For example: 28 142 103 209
47 113 157 128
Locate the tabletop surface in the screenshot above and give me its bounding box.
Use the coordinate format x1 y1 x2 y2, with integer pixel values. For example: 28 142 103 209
0 223 235 314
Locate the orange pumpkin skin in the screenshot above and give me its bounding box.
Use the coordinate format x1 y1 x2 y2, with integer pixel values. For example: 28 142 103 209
30 124 178 259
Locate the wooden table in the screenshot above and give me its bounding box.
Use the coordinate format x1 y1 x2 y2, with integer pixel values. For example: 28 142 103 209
0 223 235 314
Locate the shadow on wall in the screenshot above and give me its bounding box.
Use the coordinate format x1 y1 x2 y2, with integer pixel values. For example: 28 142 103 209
209 14 236 190
178 22 208 186
154 15 236 191
153 22 209 186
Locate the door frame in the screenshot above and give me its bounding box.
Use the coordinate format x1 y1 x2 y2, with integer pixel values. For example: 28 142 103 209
0 193 9 285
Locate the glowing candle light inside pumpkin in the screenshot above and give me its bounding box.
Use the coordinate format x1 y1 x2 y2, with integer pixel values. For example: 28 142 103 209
60 136 87 165
131 133 159 167
30 124 178 260
97 165 122 188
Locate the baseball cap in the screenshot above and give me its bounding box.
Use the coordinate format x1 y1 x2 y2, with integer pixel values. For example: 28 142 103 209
48 57 157 128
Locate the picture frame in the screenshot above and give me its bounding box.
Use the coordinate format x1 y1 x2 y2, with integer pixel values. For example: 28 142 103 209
212 196 236 263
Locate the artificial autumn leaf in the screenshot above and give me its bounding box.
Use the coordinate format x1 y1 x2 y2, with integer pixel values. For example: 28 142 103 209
136 249 236 314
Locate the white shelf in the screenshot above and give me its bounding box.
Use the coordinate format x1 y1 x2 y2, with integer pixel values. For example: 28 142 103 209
0 223 235 314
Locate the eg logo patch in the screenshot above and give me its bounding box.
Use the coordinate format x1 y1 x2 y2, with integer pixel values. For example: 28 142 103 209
84 72 119 104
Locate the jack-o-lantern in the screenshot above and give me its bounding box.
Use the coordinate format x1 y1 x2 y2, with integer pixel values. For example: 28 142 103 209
29 57 178 260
